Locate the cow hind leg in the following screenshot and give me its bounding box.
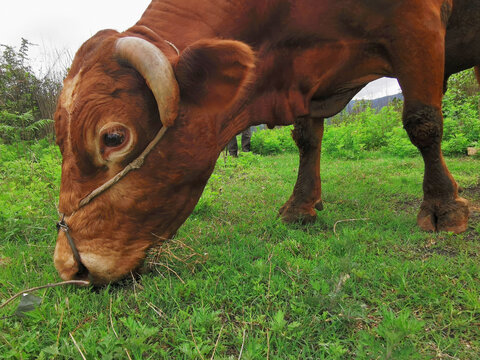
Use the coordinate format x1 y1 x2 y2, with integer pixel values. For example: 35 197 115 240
279 116 324 224
391 10 469 233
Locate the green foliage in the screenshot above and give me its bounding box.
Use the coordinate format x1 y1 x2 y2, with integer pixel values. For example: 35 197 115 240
0 139 60 242
0 39 38 116
0 39 63 142
323 105 403 159
444 68 480 102
384 126 418 158
0 110 53 143
251 125 297 155
356 309 424 359
441 68 480 155
442 132 471 156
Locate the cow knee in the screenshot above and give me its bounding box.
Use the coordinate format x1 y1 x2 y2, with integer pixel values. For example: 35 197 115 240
403 104 442 149
292 118 322 153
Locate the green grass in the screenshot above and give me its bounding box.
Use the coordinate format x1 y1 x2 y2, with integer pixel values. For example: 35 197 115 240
1 143 480 359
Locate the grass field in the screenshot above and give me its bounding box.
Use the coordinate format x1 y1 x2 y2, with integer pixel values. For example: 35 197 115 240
1 143 480 359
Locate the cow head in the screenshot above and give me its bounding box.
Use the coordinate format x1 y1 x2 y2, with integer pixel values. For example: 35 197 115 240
54 30 255 284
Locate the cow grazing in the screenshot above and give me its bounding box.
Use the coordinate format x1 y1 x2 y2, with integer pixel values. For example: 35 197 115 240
54 0 480 284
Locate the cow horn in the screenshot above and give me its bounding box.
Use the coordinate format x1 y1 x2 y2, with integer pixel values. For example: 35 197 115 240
115 37 179 127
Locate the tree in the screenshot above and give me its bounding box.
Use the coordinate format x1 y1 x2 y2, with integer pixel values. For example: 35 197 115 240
0 39 65 142
0 39 38 116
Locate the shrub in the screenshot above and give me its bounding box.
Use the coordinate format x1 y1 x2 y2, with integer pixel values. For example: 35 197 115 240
384 127 418 158
251 126 296 155
324 104 405 158
441 68 480 154
0 110 53 143
443 133 471 156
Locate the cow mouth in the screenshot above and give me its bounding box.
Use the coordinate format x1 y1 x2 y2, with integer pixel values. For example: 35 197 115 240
73 261 90 282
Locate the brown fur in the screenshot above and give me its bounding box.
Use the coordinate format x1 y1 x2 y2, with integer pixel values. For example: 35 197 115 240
54 0 479 284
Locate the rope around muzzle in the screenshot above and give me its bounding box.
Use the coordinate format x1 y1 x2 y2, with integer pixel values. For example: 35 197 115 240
56 125 169 279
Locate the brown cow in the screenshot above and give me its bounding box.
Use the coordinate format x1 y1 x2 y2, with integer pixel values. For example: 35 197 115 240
54 0 480 284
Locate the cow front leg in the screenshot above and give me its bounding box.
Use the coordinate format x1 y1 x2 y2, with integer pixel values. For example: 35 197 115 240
403 102 469 233
279 116 324 224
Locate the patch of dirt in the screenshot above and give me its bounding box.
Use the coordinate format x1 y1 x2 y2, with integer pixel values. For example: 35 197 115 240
421 245 459 258
394 240 460 261
0 257 11 267
393 198 421 214
462 184 480 241
462 183 480 201
464 210 480 242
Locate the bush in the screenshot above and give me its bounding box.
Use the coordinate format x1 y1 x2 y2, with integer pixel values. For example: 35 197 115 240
384 127 418 158
0 110 53 143
441 68 480 154
324 105 405 159
251 126 296 155
443 133 471 156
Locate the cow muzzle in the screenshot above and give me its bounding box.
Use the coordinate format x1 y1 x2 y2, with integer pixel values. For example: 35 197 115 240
54 230 133 286
54 230 91 284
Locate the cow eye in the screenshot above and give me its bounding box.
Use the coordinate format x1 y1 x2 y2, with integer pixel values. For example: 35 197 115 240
103 131 125 147
99 124 131 160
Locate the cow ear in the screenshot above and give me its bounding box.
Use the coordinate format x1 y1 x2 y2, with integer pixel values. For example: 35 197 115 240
174 39 255 112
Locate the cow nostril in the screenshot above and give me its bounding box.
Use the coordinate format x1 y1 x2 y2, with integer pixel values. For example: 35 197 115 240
73 261 90 281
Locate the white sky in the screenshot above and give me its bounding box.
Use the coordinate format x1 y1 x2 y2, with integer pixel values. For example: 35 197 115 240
1 0 400 99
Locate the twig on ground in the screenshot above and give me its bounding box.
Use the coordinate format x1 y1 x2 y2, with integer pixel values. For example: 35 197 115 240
211 215 232 226
333 218 369 236
69 332 87 360
56 307 64 348
276 266 295 283
238 328 246 360
0 280 89 309
110 297 133 360
210 324 225 360
150 235 203 263
125 349 133 360
109 297 119 338
146 301 164 318
22 253 28 274
190 319 206 360
150 262 185 284
266 329 270 360
332 274 351 295
266 248 275 298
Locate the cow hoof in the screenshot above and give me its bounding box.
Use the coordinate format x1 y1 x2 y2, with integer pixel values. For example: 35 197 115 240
417 197 469 234
315 200 324 211
279 202 317 224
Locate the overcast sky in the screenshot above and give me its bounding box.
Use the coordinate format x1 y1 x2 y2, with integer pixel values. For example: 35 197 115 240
2 0 400 99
